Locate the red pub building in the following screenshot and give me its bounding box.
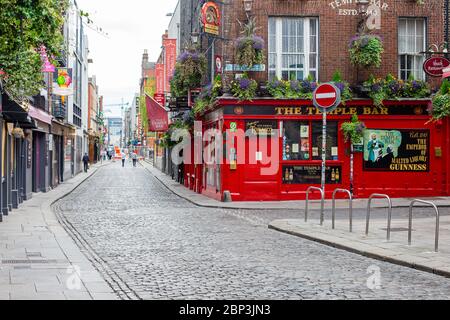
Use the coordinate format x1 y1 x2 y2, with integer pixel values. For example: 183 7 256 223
176 0 450 201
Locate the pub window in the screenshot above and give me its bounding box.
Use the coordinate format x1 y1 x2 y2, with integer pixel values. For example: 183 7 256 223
311 121 338 161
398 18 426 80
268 17 319 81
282 121 310 160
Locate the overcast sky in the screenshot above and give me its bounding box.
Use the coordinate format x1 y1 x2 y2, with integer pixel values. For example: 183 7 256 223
77 0 178 117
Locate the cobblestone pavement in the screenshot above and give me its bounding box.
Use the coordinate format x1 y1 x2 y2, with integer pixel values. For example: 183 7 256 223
52 161 450 299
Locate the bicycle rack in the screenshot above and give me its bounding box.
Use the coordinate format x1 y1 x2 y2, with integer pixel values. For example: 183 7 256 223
408 199 440 252
305 187 325 225
331 189 353 232
365 193 392 240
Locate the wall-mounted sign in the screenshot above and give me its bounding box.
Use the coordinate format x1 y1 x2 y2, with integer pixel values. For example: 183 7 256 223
224 104 429 116
215 55 223 74
52 68 73 96
163 38 177 93
363 129 429 172
328 0 388 16
201 1 221 36
245 120 278 136
27 140 32 168
154 93 165 107
224 64 266 72
155 63 164 94
282 165 342 185
423 57 450 77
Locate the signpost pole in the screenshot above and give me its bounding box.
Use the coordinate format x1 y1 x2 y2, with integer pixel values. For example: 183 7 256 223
321 110 326 194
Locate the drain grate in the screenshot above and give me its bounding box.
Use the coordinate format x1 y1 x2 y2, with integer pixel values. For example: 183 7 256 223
13 266 32 270
1 259 58 264
381 227 410 232
26 252 42 257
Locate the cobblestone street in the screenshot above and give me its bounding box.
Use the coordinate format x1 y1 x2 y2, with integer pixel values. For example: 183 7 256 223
52 162 450 300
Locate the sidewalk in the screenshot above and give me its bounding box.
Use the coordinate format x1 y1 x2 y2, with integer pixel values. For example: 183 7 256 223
141 160 450 210
0 162 118 300
269 216 450 278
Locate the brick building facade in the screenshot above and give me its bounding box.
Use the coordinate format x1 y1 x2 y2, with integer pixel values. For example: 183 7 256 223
203 0 446 90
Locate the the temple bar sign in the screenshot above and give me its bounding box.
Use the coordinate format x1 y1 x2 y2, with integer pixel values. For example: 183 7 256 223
329 0 388 16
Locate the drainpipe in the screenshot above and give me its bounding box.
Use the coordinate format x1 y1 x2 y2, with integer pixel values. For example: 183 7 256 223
446 0 449 59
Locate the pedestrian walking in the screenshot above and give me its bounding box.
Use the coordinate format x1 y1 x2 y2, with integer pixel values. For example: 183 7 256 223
121 151 126 167
82 152 89 172
131 152 137 167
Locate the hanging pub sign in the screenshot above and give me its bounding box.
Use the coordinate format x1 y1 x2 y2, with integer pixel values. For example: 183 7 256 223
201 1 221 36
363 129 429 172
52 68 73 96
423 57 450 77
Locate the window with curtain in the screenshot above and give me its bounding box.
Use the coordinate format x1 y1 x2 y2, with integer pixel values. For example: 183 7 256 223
398 18 426 80
268 17 319 81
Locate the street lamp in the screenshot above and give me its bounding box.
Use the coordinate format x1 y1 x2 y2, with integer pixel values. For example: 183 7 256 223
357 0 369 14
191 31 199 45
356 0 370 34
243 0 253 13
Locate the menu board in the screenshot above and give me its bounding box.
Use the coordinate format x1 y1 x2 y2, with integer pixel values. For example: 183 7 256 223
282 165 342 185
363 129 429 171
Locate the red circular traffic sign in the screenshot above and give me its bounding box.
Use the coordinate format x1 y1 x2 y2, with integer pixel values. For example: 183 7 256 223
313 83 339 109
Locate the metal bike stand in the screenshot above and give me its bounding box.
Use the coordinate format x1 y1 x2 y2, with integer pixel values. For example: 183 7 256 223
408 199 440 252
365 193 393 240
305 186 325 225
331 188 353 232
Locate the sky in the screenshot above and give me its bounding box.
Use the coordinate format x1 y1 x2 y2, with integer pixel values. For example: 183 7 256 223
77 0 178 117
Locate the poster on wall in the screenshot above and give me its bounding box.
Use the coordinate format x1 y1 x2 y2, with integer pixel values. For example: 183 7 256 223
363 129 429 172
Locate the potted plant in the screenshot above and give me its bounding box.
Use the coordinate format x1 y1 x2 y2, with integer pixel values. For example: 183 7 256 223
349 34 384 69
193 75 223 115
231 73 258 101
363 74 431 107
429 79 450 122
331 71 353 104
266 74 318 99
235 17 265 69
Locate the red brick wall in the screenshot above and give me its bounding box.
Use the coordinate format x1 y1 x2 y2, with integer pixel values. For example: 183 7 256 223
220 0 445 90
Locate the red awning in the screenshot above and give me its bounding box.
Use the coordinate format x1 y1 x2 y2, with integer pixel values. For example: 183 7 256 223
145 94 168 132
443 67 450 79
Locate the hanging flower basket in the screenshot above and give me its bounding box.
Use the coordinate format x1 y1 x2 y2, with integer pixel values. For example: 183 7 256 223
235 17 265 68
349 34 384 68
170 49 207 98
12 127 24 138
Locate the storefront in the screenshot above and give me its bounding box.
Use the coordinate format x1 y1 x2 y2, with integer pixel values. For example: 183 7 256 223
50 120 68 187
191 98 449 201
1 92 37 214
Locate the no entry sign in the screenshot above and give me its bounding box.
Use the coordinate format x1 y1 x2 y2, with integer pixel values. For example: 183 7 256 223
313 83 341 113
312 83 342 195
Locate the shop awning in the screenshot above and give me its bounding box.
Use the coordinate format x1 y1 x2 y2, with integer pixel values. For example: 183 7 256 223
442 67 450 79
1 92 37 129
28 105 52 125
145 94 169 132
